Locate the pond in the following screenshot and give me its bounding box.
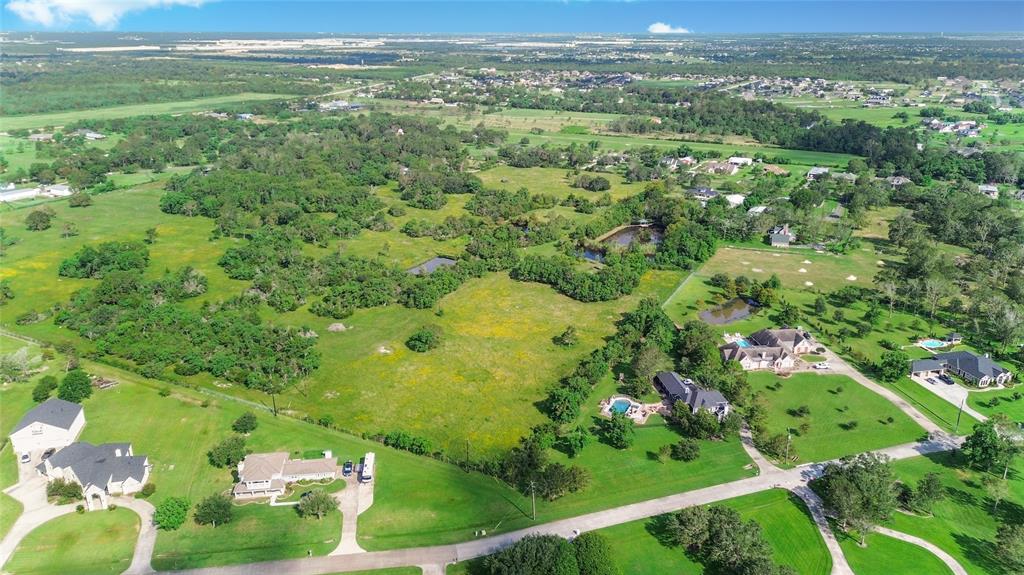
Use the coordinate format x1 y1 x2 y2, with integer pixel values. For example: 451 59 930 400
601 225 664 248
699 298 759 325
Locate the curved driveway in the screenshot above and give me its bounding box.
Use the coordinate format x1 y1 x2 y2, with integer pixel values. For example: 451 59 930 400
874 526 969 575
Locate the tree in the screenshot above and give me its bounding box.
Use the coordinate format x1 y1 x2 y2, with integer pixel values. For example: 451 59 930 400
207 435 247 468
913 472 945 514
554 325 579 347
25 209 53 231
573 532 620 575
961 417 1015 473
671 438 701 461
193 493 233 527
599 412 635 449
60 222 79 238
57 369 92 403
144 227 158 244
232 412 258 434
406 324 442 352
484 534 579 575
877 350 909 383
814 296 828 315
154 497 190 530
562 426 591 458
815 452 897 545
298 489 336 519
32 375 58 403
996 522 1024 574
983 475 1009 513
68 193 92 208
631 345 671 391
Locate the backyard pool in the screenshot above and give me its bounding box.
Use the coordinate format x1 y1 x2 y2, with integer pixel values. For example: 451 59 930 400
611 399 632 414
919 339 948 349
736 339 751 348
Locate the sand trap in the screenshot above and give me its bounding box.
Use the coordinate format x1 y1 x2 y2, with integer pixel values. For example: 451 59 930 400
846 275 858 281
328 323 348 332
377 345 394 355
802 260 812 264
752 268 764 273
741 261 750 265
805 281 814 286
798 268 807 273
815 250 825 254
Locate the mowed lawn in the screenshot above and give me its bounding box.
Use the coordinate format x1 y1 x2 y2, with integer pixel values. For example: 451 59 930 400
0 93 294 131
749 372 924 464
840 531 953 575
4 508 139 575
883 452 1024 575
450 489 831 575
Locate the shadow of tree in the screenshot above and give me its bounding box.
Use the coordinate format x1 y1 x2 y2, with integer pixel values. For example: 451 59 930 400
952 532 1006 574
644 513 682 549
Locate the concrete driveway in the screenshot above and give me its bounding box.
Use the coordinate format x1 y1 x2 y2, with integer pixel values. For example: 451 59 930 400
908 374 987 423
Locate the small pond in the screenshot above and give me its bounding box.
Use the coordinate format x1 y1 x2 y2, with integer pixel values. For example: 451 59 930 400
699 298 759 325
601 225 664 248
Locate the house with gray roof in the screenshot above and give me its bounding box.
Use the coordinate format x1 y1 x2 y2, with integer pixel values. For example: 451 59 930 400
9 398 85 454
910 351 1013 388
806 167 830 181
768 224 797 247
654 372 731 421
38 442 149 509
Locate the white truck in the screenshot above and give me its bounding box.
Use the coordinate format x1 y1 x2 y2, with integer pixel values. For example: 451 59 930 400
360 451 375 483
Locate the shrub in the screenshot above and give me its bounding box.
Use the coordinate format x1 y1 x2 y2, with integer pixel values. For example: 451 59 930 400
573 531 619 575
671 438 701 462
406 324 442 352
154 497 190 530
297 489 336 520
232 412 258 434
76 504 85 514
47 478 83 503
140 483 157 498
32 375 59 403
68 193 93 207
158 387 171 397
25 209 53 231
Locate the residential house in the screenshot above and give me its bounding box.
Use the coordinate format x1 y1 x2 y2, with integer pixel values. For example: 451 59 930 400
724 194 746 208
806 167 830 181
886 176 912 188
686 187 719 204
768 224 797 247
747 205 768 215
9 399 85 453
233 452 339 499
762 164 791 177
944 332 964 345
704 162 738 176
719 328 816 372
37 442 149 509
654 372 731 421
910 351 1013 388
979 184 999 199
728 157 754 167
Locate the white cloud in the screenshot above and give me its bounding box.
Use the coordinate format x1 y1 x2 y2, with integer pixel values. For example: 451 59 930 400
647 22 690 34
6 0 206 28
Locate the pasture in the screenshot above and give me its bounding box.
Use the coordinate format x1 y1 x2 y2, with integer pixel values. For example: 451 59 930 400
0 93 294 131
748 372 925 464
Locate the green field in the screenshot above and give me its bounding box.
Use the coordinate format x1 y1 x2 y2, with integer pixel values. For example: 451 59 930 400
0 93 293 131
4 508 139 575
749 372 925 464
968 386 1024 423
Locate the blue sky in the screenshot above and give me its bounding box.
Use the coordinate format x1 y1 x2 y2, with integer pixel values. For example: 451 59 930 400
3 1 1022 33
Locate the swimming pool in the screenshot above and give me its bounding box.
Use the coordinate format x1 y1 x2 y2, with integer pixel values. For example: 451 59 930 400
736 339 751 348
611 399 632 414
919 339 947 349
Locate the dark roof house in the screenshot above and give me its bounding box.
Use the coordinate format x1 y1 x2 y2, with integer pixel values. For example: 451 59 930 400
933 351 1012 387
654 372 731 420
11 399 82 434
768 224 796 247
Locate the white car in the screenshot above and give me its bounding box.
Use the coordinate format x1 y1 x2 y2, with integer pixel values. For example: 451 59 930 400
19 452 30 464
813 362 831 370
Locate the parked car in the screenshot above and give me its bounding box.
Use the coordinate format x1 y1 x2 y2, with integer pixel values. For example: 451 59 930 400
19 452 30 464
813 362 831 370
41 448 55 460
940 375 955 385
342 460 354 477
926 378 939 385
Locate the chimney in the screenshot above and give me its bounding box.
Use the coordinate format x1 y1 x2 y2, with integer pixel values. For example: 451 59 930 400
323 450 332 460
115 448 122 457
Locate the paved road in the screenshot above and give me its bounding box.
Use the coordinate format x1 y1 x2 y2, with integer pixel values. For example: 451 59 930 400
822 350 945 434
875 526 969 575
164 437 960 575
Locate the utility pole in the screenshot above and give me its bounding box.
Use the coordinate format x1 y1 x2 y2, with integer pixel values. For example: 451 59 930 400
530 480 536 521
784 429 792 462
955 397 964 434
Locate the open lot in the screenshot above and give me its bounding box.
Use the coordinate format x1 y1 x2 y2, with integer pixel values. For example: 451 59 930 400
748 372 925 464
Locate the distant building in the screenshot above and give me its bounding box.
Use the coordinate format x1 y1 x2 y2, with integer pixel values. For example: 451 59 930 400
728 156 754 166
654 372 731 421
9 399 85 453
768 223 797 247
762 164 791 177
886 176 912 188
806 167 830 181
28 133 54 142
704 162 738 176
38 442 149 509
686 187 718 203
979 184 999 199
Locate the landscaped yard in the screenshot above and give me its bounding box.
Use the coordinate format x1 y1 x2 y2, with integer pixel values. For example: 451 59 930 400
839 530 954 575
749 372 925 464
4 508 139 575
